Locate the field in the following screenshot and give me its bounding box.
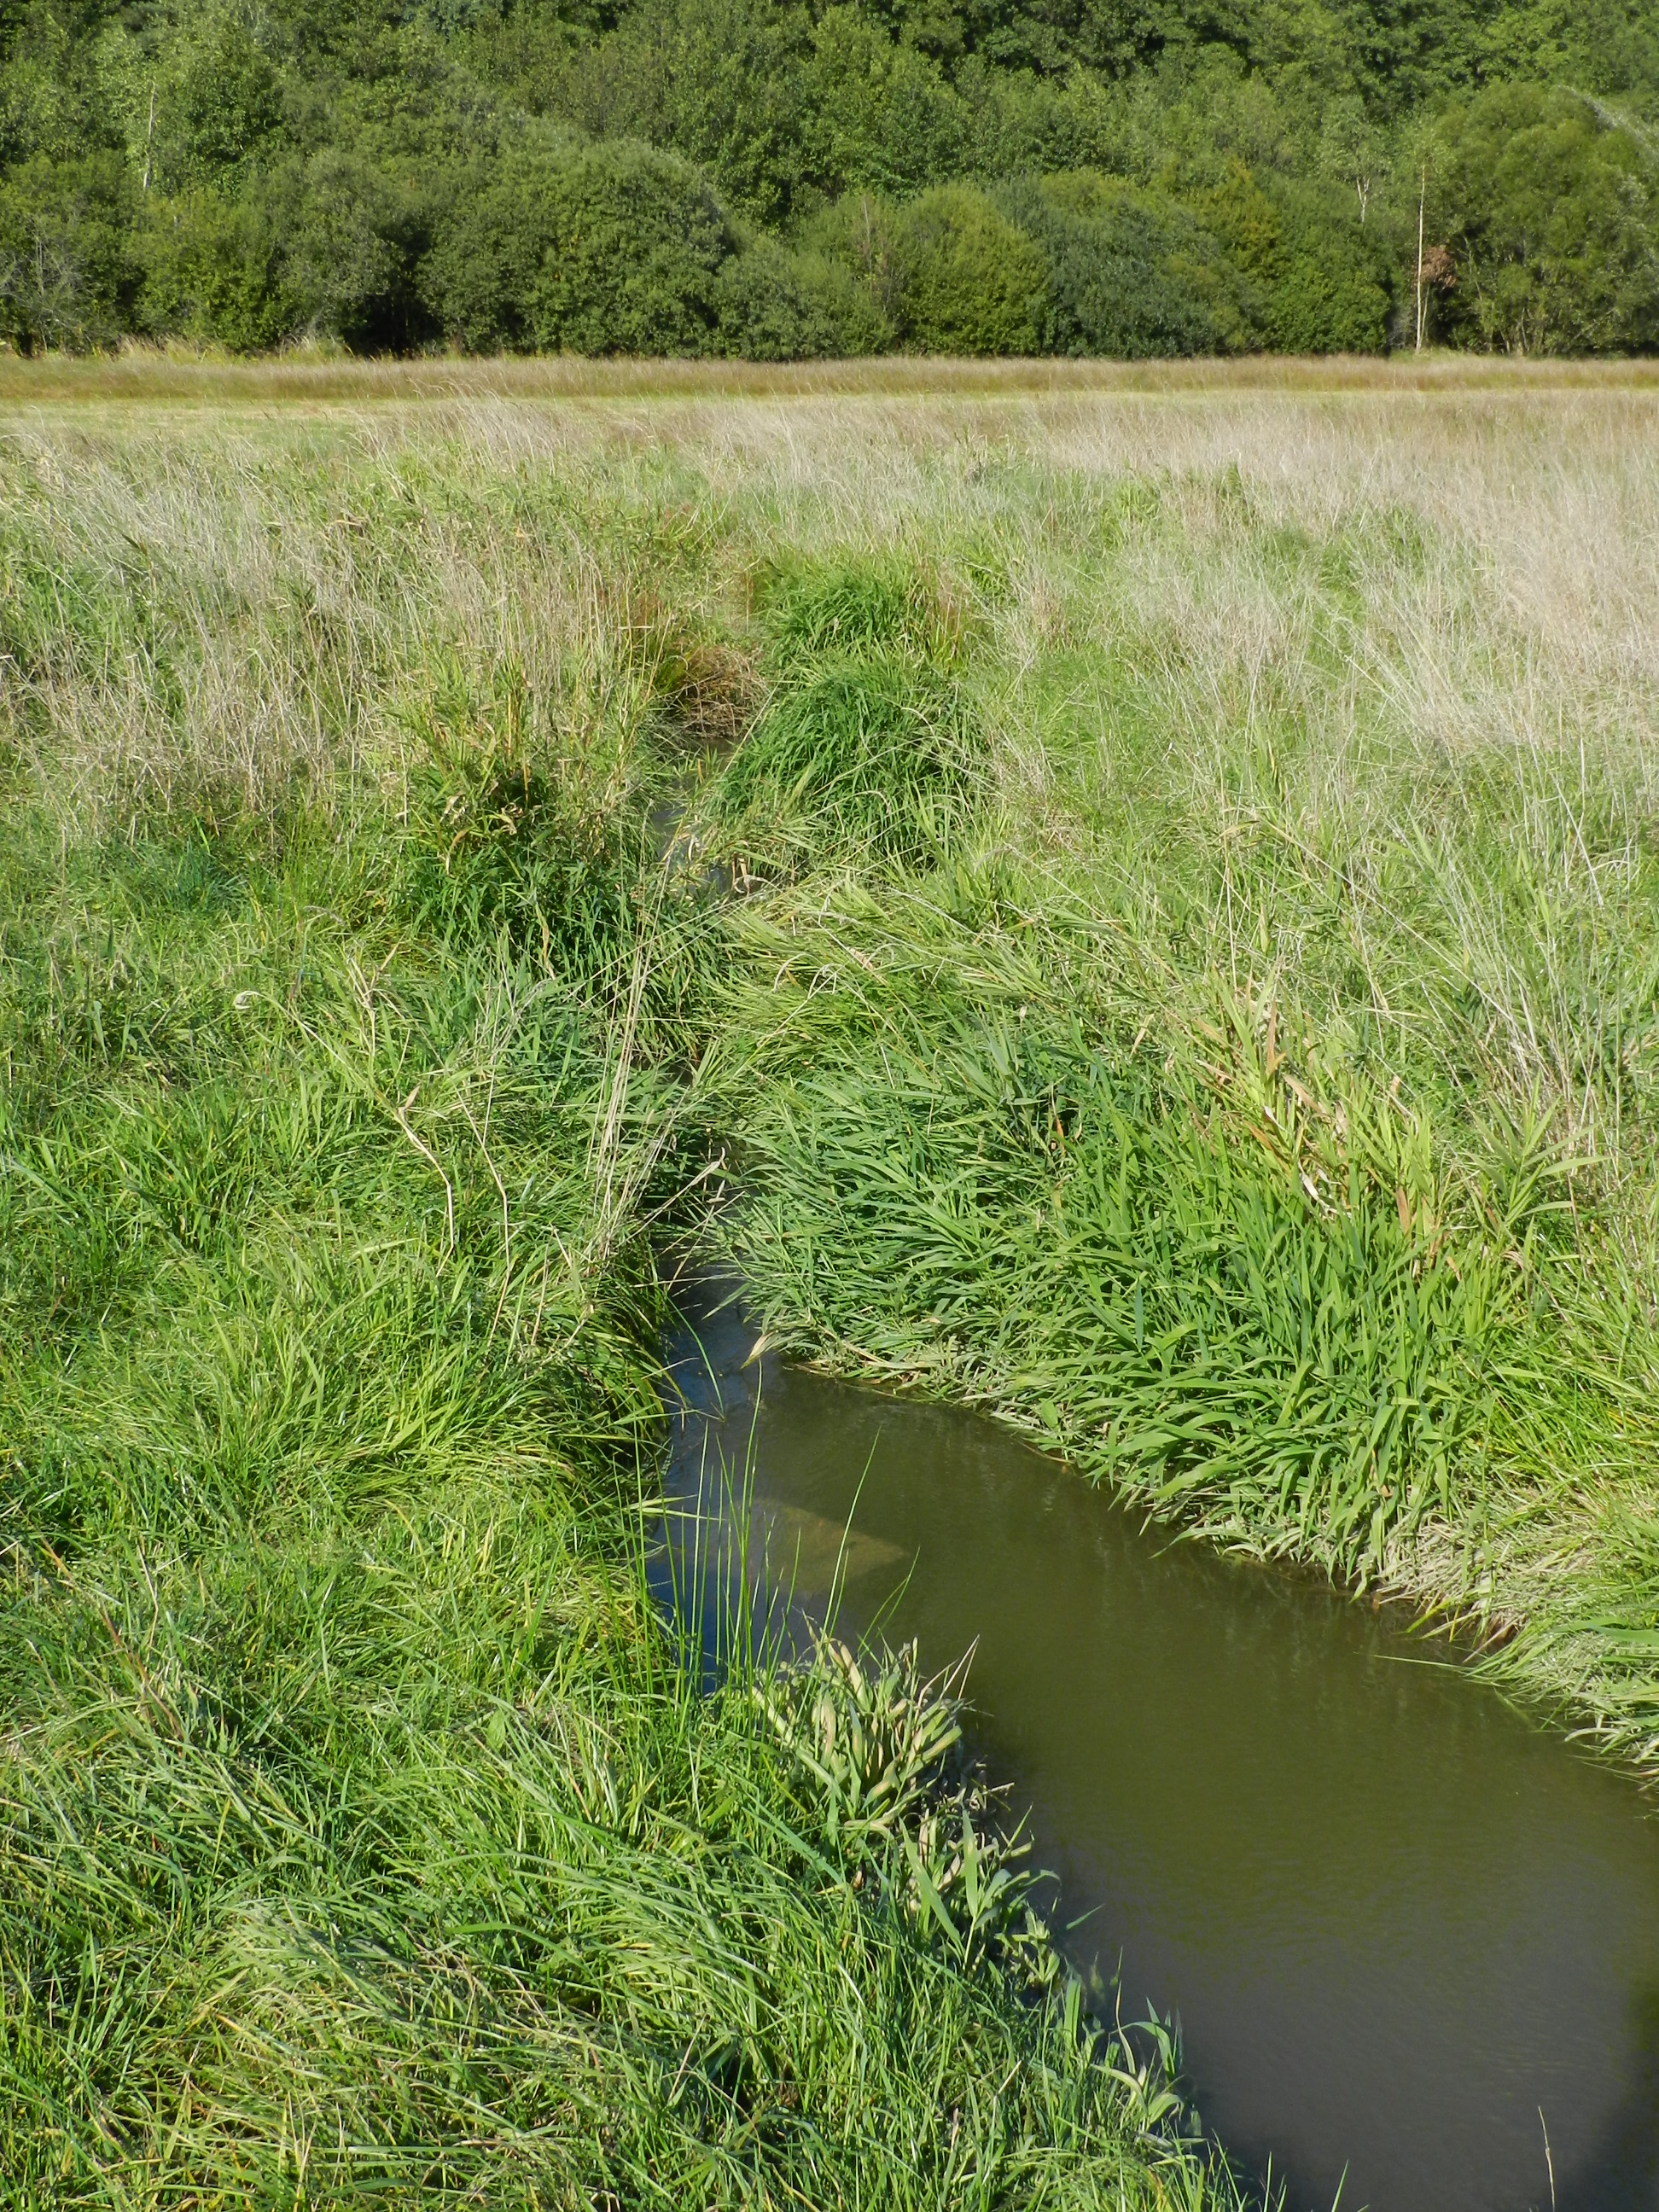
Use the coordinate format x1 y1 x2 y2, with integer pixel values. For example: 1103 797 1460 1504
3 354 1658 2205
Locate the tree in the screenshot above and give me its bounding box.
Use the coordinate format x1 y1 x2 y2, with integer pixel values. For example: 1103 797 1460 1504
997 171 1236 355
1 0 1657 359
422 137 735 356
279 148 428 351
894 182 1049 353
0 151 137 351
154 5 282 192
799 7 966 201
1430 84 1659 352
533 0 813 225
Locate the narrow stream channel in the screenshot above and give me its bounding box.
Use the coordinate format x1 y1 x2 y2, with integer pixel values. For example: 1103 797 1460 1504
660 1275 1659 2212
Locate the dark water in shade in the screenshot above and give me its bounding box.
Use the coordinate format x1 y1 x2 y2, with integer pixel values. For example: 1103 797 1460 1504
660 1278 1659 2212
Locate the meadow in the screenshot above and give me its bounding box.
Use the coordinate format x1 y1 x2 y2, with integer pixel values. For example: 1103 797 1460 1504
3 353 1658 2204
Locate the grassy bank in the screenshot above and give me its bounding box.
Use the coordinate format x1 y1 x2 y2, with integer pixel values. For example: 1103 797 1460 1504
669 368 1659 1768
3 358 1659 2197
0 406 1239 2206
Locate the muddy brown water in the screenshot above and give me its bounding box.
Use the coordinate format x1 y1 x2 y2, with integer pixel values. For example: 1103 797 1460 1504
659 1278 1659 2212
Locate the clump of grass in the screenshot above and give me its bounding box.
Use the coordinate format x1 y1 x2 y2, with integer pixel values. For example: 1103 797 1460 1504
396 648 661 979
701 551 984 876
758 553 960 667
704 963 1645 1584
711 655 980 874
759 1632 1061 1987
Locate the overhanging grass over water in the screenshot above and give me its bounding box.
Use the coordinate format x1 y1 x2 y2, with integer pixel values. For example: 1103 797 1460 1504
705 883 1659 1719
3 364 1659 2195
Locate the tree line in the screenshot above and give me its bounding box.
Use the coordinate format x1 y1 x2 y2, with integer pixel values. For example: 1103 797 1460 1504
3 0 1657 358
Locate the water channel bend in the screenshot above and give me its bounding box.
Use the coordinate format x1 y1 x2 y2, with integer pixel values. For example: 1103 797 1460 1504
660 1278 1659 2212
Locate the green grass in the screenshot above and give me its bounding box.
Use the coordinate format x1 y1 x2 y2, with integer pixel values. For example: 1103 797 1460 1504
709 556 980 875
0 418 1256 2208
638 399 1659 1774
7 369 1659 2197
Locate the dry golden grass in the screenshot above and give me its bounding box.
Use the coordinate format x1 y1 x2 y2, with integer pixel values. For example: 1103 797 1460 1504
1 344 1656 406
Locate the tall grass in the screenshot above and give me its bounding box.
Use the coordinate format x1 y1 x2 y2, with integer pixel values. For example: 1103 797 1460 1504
707 557 980 876
0 416 1250 2206
6 360 1659 2197
665 387 1659 1765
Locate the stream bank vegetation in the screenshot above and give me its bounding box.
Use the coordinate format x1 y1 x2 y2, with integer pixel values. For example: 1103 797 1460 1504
3 359 1658 2199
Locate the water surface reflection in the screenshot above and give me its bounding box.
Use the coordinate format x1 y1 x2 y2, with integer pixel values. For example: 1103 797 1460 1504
661 1278 1659 2212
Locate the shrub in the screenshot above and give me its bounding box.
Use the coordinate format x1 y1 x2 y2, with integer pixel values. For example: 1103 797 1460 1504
422 137 735 355
996 172 1233 357
136 182 297 353
1185 160 1392 354
0 154 138 352
713 236 882 358
136 151 434 355
292 151 434 351
894 183 1049 355
416 150 553 353
532 139 733 353
792 191 906 337
1260 178 1393 354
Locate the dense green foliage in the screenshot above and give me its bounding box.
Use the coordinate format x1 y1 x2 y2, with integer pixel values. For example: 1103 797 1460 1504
2 0 1657 357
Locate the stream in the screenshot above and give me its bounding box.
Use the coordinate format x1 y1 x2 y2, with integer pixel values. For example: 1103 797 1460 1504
659 1274 1659 2212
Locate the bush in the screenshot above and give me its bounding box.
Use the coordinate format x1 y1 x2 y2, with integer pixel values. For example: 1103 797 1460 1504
279 149 432 352
1260 178 1393 354
135 152 434 355
532 142 732 353
0 154 138 352
996 172 1233 357
1184 160 1392 354
136 182 297 352
713 236 883 358
422 137 735 355
416 149 552 353
1429 84 1659 354
894 183 1049 354
792 192 905 336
